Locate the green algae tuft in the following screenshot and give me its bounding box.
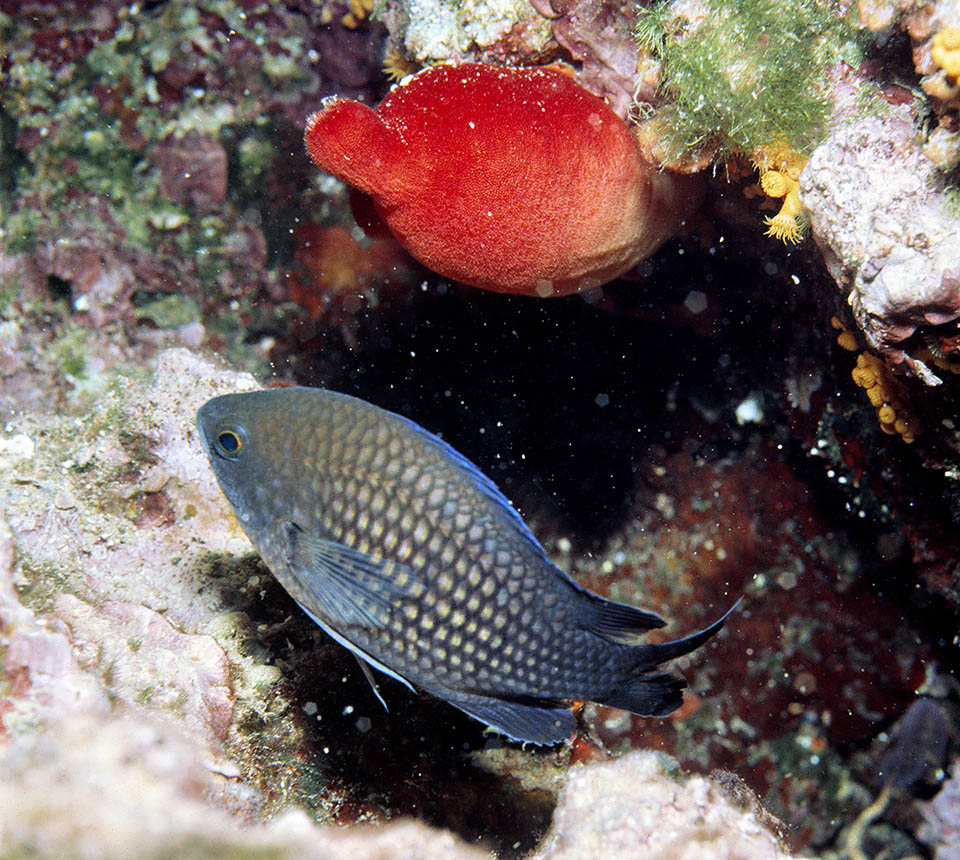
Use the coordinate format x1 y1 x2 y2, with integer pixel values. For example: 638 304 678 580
635 0 864 162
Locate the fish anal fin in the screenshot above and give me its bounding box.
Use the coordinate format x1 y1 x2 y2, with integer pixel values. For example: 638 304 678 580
433 688 576 746
354 653 389 712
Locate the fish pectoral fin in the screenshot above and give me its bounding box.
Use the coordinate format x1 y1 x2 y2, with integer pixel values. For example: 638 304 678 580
274 520 424 629
431 688 576 746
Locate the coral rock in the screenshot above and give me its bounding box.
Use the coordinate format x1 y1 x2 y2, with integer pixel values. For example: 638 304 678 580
305 63 701 297
532 0 643 118
800 95 960 384
0 713 489 860
54 594 235 746
155 131 228 209
921 763 960 860
532 751 805 859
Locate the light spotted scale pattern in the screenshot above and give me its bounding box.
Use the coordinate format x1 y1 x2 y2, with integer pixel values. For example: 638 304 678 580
197 387 736 745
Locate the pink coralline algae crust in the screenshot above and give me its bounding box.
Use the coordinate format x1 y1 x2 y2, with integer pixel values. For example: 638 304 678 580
0 713 491 860
529 0 642 119
54 594 235 745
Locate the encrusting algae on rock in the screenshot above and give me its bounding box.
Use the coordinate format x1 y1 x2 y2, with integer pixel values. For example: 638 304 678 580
196 387 739 744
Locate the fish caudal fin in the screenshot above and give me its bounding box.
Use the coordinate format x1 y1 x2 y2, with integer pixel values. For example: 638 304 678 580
602 598 742 717
636 597 740 669
600 671 687 717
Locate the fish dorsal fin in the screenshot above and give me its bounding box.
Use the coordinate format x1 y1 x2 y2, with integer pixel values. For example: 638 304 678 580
575 584 667 645
429 687 577 746
274 520 424 629
389 409 548 556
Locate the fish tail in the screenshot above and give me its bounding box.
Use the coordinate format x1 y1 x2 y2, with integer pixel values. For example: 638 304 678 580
599 598 741 717
599 671 687 717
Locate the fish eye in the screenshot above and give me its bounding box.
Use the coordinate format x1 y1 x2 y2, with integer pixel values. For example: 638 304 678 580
214 425 246 460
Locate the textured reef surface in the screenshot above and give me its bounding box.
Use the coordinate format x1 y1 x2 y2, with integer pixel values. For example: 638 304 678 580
1 0 959 858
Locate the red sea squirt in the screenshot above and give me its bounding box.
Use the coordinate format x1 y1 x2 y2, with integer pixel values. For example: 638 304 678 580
304 63 702 297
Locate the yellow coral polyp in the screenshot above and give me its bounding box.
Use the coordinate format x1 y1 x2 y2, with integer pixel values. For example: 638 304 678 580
837 331 858 351
382 46 419 82
752 143 806 178
752 144 808 245
342 0 373 29
763 187 804 243
877 404 896 424
759 170 791 197
932 27 960 78
850 352 922 443
831 316 859 352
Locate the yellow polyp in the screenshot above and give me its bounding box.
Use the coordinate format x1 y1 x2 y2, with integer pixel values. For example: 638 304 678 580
782 188 803 217
932 27 960 78
752 142 807 176
753 144 807 244
832 317 859 352
342 0 372 28
383 46 419 82
916 346 960 374
764 213 804 243
763 187 805 243
850 352 922 443
837 331 858 351
760 170 791 198
922 71 960 101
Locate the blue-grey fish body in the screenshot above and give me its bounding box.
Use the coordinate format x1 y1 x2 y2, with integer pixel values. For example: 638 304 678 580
196 387 735 745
